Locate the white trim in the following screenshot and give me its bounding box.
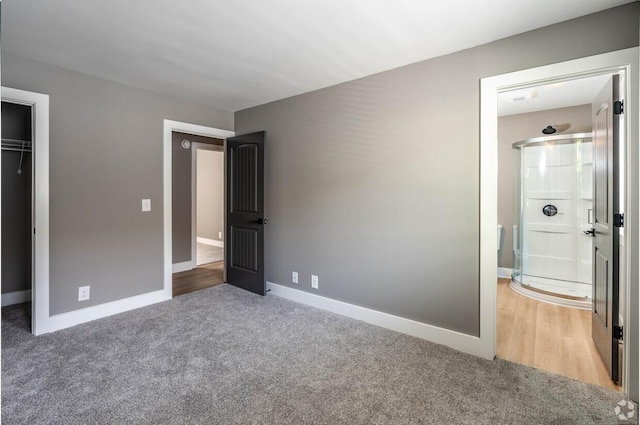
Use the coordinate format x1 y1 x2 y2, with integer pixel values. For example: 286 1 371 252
172 261 195 273
2 290 32 307
2 87 50 336
44 289 169 334
267 282 483 357
497 267 513 279
481 47 639 395
197 237 224 248
163 120 234 299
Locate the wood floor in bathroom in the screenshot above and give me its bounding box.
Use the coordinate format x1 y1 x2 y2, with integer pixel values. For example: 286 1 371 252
496 278 621 391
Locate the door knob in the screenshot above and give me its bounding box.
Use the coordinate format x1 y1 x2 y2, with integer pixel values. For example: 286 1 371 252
254 218 268 225
583 228 595 237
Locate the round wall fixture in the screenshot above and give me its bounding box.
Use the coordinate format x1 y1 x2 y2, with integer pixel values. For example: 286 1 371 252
542 204 558 217
181 139 191 149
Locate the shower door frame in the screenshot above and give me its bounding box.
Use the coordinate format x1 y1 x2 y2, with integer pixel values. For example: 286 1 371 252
479 47 639 398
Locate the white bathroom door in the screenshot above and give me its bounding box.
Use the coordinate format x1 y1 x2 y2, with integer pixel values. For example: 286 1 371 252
590 75 620 383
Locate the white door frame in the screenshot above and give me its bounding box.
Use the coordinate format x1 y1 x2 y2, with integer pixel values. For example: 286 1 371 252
163 120 234 294
1 87 50 336
480 47 639 398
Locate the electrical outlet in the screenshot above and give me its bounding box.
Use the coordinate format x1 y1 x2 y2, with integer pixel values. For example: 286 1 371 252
292 271 298 284
78 285 90 301
218 231 222 239
141 199 151 212
311 275 318 289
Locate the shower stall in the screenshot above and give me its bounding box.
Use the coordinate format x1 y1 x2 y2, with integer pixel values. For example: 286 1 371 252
511 133 593 309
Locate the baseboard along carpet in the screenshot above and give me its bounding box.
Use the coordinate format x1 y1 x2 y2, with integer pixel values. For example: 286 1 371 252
2 284 635 424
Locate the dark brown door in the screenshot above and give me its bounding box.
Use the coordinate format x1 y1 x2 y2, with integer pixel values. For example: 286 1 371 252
591 75 620 382
225 131 266 295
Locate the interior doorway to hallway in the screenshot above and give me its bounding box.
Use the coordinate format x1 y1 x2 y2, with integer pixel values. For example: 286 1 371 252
169 129 228 297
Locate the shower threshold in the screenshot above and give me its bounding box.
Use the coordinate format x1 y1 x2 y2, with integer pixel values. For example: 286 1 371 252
510 275 591 310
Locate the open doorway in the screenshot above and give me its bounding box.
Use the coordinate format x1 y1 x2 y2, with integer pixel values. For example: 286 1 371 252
195 146 224 266
495 74 624 391
171 131 226 297
480 47 639 400
497 72 624 392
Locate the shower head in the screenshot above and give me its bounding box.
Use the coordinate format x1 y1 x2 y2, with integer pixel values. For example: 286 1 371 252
542 125 557 135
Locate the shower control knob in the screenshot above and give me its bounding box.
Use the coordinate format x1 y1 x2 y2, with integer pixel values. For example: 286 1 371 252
583 228 595 237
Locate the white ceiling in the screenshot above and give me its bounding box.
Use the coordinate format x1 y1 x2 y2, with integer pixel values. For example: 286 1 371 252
497 74 611 116
1 0 633 112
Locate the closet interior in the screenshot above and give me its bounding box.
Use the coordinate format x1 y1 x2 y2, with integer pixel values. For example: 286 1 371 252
1 100 34 308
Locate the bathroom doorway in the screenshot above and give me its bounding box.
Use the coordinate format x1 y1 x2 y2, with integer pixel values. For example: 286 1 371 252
494 70 627 391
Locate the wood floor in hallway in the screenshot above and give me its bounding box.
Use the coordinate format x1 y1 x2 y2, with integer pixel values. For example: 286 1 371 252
172 261 224 297
497 278 621 391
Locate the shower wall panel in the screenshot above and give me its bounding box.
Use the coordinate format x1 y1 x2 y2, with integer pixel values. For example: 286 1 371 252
522 143 578 282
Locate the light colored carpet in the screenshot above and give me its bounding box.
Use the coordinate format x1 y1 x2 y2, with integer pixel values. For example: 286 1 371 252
197 243 224 265
2 284 636 424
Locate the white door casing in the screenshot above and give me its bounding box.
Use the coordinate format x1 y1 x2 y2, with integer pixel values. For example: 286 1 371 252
480 47 639 398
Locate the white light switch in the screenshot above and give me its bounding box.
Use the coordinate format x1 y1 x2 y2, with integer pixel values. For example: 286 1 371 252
142 199 151 212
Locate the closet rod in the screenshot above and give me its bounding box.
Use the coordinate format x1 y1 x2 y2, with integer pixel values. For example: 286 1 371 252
1 138 33 153
1 147 32 153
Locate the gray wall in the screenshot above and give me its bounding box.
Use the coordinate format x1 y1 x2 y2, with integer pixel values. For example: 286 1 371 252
172 131 192 263
197 149 224 242
2 52 233 314
235 3 639 337
497 104 592 269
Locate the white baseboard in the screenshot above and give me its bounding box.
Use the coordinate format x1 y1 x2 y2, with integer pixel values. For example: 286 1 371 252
40 289 171 335
266 282 483 358
2 290 32 307
497 267 513 279
173 260 196 273
197 237 224 248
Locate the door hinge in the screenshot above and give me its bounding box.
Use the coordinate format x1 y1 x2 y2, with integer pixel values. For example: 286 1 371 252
614 325 623 341
614 213 624 228
613 100 624 115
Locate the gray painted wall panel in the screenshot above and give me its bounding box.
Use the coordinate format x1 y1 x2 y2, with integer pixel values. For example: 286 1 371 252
2 52 233 314
172 131 192 263
235 4 639 337
497 104 592 269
